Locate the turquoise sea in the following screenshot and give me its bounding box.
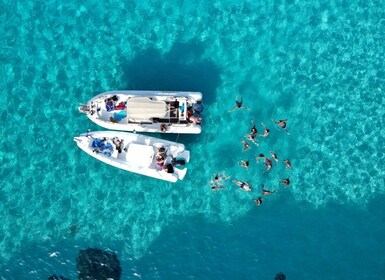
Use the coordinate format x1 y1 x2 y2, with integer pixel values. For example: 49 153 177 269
1 0 385 279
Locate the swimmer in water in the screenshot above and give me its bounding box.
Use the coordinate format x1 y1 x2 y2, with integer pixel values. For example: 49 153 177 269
245 133 258 146
272 119 290 135
239 160 249 169
261 184 277 195
211 185 226 191
259 122 270 137
253 197 263 206
242 140 251 151
264 157 273 173
228 96 250 112
232 179 252 191
280 178 290 186
250 121 258 136
283 159 292 168
270 151 279 162
256 153 265 162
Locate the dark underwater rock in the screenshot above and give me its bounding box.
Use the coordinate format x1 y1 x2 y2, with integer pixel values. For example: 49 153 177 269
76 248 121 280
48 275 69 280
67 224 81 237
274 272 286 280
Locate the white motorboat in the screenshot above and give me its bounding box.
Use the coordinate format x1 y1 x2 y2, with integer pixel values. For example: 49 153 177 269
78 91 203 134
74 131 190 182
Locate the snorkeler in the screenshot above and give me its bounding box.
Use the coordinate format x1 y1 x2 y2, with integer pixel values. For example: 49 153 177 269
280 178 290 186
283 159 292 168
232 179 252 191
239 160 250 170
272 119 290 135
261 184 277 195
228 96 250 112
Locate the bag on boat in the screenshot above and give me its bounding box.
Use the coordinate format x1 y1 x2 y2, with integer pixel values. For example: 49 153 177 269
92 138 105 148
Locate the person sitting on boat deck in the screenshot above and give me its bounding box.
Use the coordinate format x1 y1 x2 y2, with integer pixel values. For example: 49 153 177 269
280 178 290 186
228 96 250 112
156 153 166 169
272 119 290 135
163 163 174 173
104 95 118 111
270 151 278 162
160 123 168 133
259 122 270 137
261 184 277 195
157 146 166 155
239 160 249 169
189 113 202 124
232 179 252 191
253 197 263 206
242 140 251 151
112 137 123 153
283 159 292 168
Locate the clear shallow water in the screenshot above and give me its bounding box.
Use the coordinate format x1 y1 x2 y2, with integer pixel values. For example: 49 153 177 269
1 0 384 279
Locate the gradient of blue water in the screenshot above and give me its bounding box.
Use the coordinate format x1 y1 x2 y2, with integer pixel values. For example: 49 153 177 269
1 0 385 279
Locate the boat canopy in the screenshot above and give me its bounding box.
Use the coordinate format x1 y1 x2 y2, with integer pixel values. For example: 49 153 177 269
126 97 167 121
125 143 154 168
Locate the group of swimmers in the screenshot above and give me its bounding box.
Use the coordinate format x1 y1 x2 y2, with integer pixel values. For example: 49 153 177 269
209 97 293 206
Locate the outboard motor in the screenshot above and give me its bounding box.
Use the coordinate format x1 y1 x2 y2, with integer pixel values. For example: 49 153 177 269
171 157 186 166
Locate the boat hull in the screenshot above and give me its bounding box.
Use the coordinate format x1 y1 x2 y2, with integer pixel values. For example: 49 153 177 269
79 91 203 134
74 131 190 182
